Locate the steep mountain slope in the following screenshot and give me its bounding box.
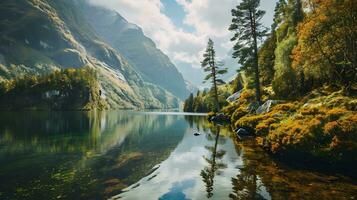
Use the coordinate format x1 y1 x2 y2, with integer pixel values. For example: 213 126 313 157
80 1 189 99
0 0 180 109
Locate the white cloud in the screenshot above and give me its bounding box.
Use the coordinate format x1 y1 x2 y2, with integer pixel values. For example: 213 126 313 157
173 52 200 66
177 0 236 37
87 0 234 67
87 0 276 84
173 0 238 68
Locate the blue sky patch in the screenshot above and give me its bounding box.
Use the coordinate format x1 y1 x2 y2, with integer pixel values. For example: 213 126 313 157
161 0 196 33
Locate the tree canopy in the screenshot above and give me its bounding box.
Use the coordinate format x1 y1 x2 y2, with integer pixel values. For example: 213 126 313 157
201 39 228 111
229 0 268 104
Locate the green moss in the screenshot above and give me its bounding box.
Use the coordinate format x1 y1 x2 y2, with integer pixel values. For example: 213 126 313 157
225 87 357 166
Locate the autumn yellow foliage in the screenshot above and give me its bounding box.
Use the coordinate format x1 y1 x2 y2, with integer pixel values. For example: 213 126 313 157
292 0 357 88
229 87 357 164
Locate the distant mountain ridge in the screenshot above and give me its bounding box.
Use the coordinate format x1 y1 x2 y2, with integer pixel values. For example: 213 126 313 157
80 1 189 99
0 0 189 109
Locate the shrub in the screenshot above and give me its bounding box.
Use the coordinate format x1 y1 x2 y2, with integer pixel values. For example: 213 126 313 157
272 102 297 112
225 86 357 165
239 89 255 102
265 104 357 164
231 105 249 122
256 117 279 135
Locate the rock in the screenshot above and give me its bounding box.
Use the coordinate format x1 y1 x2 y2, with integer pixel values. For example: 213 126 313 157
236 127 255 140
210 113 230 124
194 132 200 136
226 89 243 102
256 100 281 114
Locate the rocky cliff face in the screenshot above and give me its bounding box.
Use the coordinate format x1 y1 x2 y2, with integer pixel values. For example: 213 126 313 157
80 1 189 99
0 0 187 109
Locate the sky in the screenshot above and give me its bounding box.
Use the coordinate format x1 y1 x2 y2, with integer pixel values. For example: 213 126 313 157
88 0 278 86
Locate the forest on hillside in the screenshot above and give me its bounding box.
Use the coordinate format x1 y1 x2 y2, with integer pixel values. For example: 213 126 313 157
0 68 107 110
184 0 357 173
185 0 356 112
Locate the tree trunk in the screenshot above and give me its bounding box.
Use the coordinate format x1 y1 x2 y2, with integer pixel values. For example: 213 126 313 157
212 65 220 112
253 37 261 105
209 49 220 112
250 10 261 105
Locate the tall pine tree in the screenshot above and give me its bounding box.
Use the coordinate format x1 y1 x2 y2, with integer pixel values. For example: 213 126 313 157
201 39 227 111
229 0 268 104
272 0 287 31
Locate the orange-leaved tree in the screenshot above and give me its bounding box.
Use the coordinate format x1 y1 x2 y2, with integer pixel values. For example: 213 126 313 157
292 0 357 91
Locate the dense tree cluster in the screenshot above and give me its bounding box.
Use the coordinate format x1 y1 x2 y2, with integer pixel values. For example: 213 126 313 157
183 89 230 113
185 0 356 112
220 0 357 170
234 0 356 100
270 0 356 98
293 0 357 93
0 67 106 110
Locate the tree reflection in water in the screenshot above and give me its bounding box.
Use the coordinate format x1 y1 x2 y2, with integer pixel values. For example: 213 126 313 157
229 140 267 200
229 164 266 200
200 126 227 198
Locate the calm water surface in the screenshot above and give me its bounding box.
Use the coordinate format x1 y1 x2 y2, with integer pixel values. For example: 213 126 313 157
0 111 356 200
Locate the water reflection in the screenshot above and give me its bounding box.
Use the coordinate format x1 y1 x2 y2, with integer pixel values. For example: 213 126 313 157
230 154 268 199
0 111 356 200
230 141 357 200
0 111 188 200
114 116 240 200
200 126 227 198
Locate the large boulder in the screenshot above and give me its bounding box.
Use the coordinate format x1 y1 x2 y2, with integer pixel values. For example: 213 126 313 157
226 89 243 102
256 100 281 114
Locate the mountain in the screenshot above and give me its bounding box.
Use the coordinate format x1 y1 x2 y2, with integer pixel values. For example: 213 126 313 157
80 2 189 99
0 0 187 109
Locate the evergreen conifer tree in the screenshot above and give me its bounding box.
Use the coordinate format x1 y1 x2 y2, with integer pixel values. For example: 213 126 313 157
229 0 268 104
201 39 227 111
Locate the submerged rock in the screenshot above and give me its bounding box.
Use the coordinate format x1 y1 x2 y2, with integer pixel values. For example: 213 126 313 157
194 132 200 136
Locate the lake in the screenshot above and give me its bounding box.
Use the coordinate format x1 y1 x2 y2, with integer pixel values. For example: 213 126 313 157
0 111 356 200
